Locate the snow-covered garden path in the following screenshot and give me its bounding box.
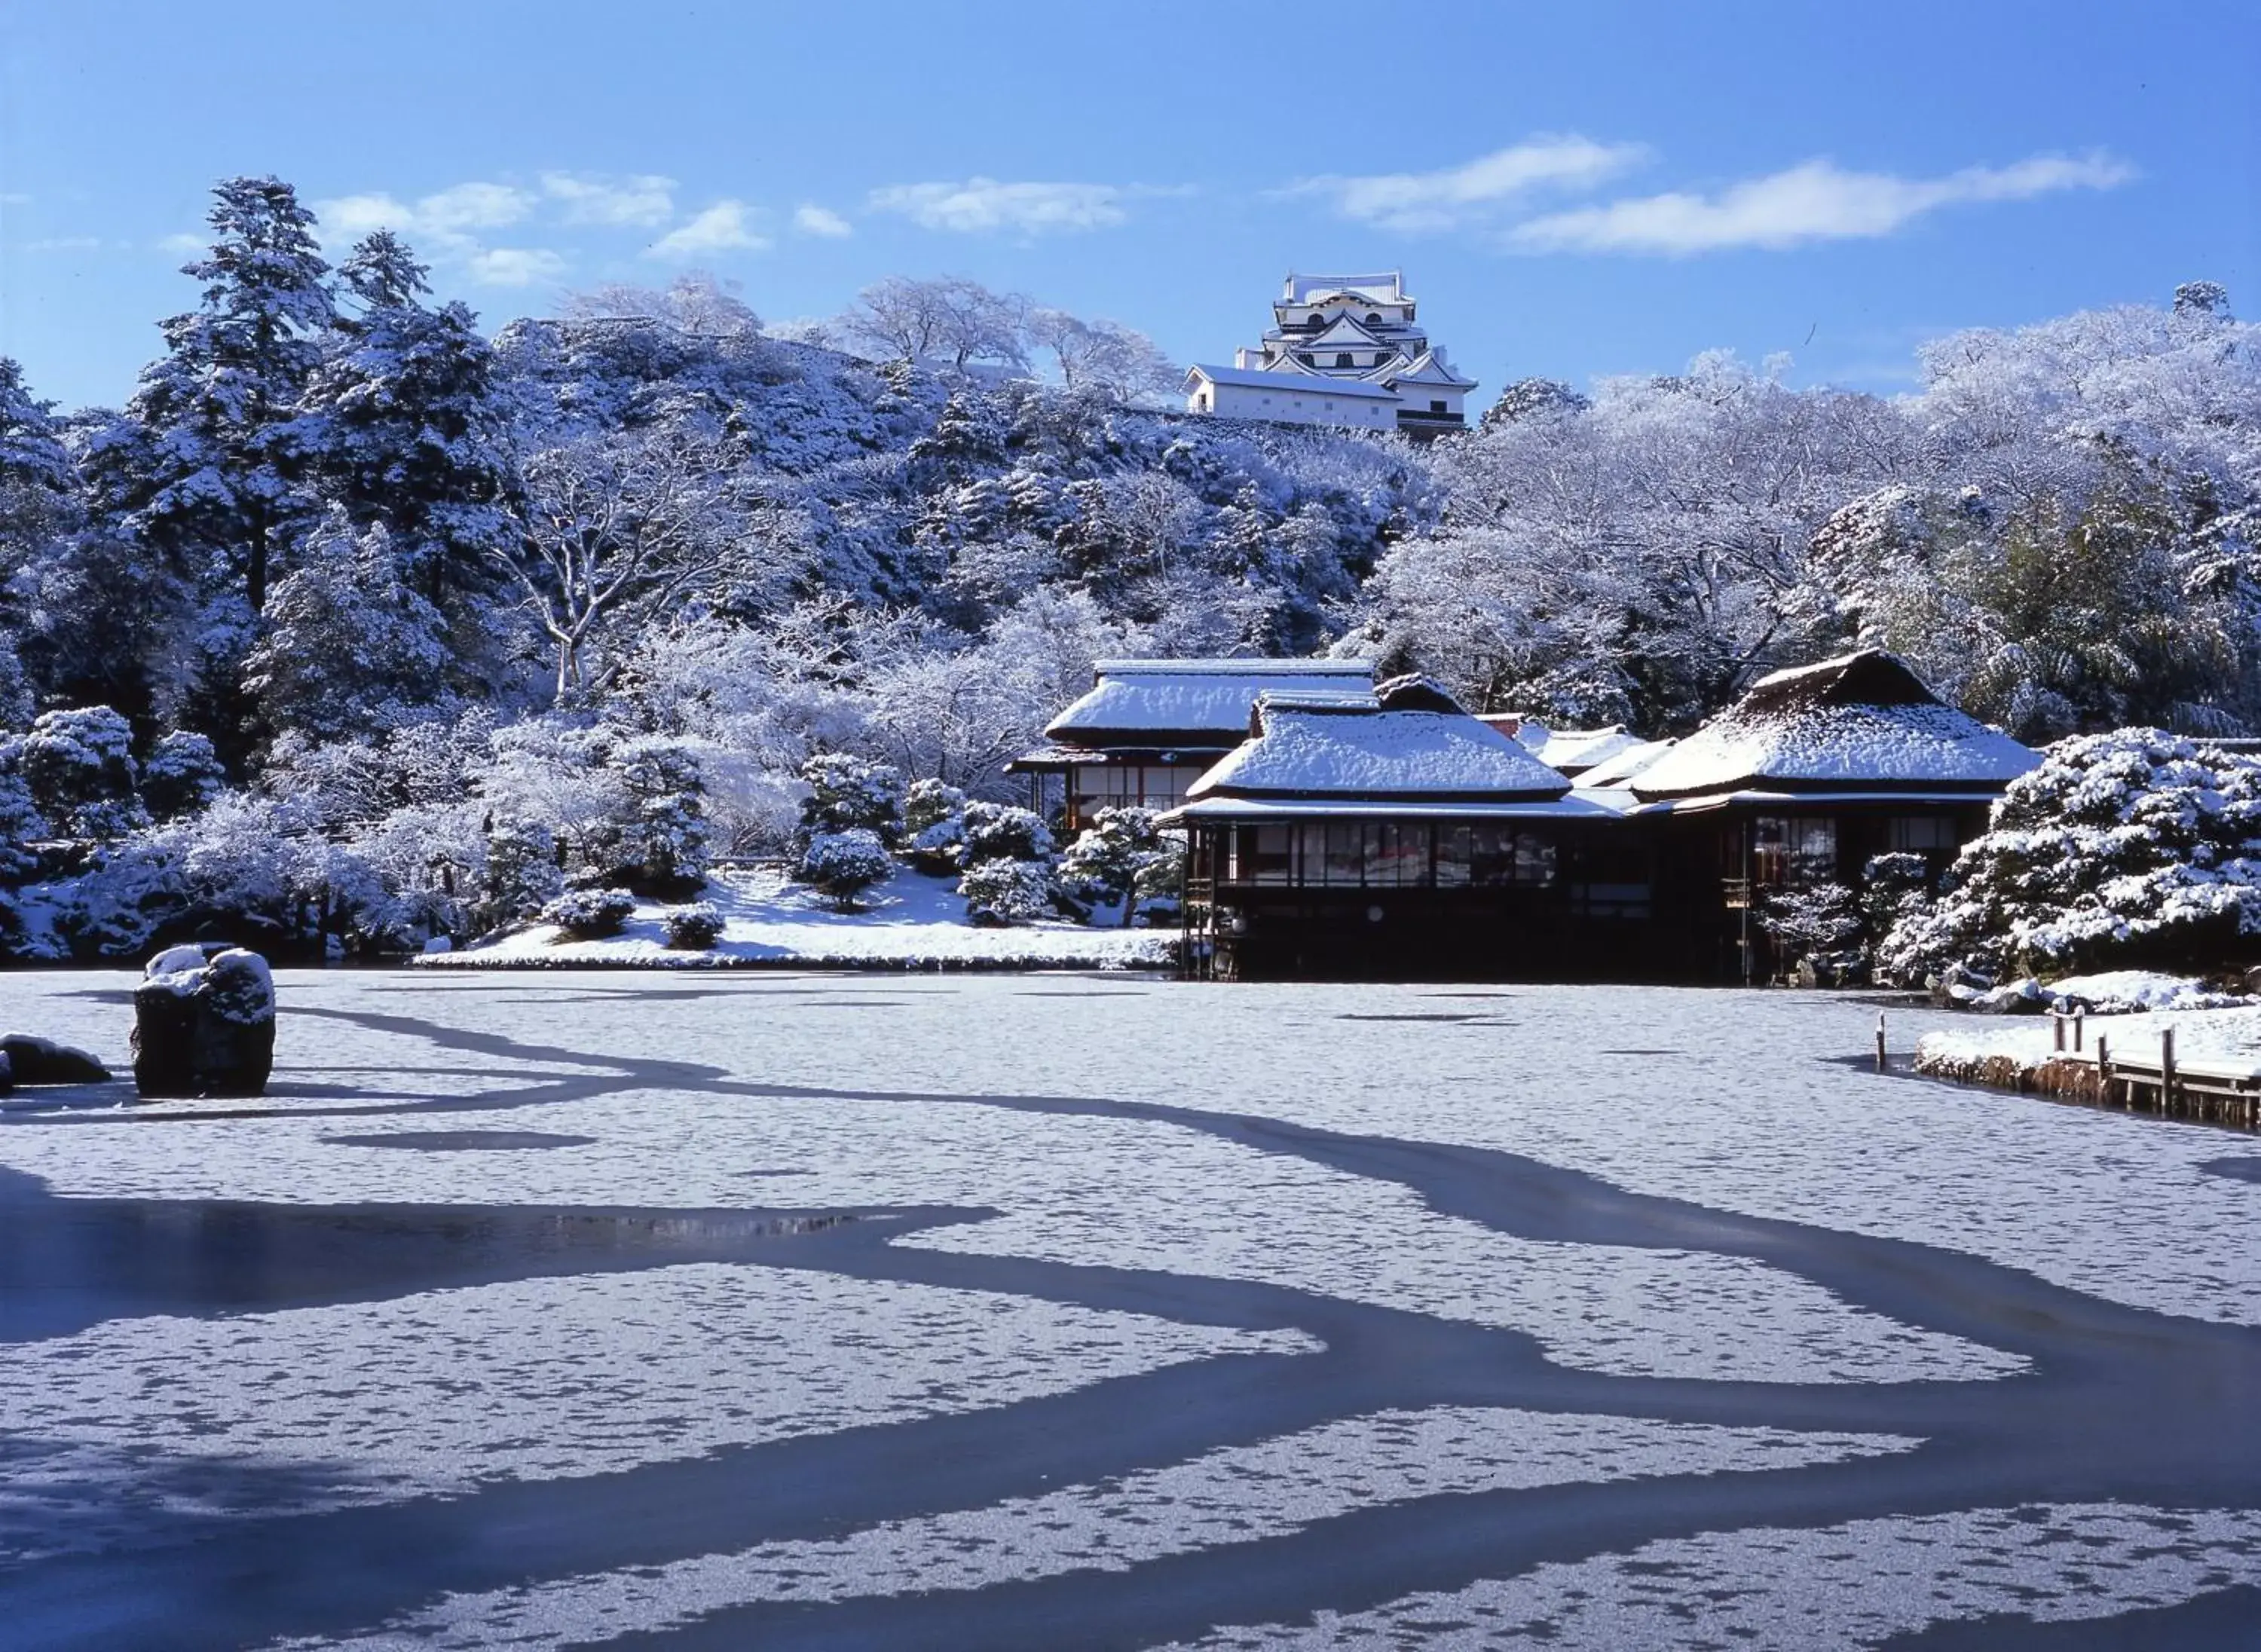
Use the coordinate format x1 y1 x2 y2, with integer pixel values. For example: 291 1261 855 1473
2 971 2259 1648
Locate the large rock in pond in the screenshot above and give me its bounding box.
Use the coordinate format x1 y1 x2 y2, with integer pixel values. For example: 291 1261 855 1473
131 944 275 1099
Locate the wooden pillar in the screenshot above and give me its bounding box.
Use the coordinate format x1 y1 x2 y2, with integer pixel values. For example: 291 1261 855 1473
2162 1027 2178 1115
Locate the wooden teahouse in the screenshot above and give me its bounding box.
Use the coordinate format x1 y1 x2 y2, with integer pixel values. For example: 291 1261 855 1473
1621 650 2042 981
1008 658 1376 833
1166 675 1629 980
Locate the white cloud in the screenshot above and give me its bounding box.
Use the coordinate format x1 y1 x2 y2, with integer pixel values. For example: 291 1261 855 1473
867 177 1134 235
792 203 852 239
27 235 102 252
414 181 537 233
1510 151 2137 255
156 231 206 256
646 200 770 259
312 182 535 262
467 246 568 287
1288 136 1648 232
543 172 676 228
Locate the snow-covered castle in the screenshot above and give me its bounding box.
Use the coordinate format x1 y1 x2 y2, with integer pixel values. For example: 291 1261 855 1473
1183 272 1478 436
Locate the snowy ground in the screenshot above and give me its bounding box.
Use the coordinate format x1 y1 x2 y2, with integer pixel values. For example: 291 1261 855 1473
2 971 2259 1647
423 864 1177 971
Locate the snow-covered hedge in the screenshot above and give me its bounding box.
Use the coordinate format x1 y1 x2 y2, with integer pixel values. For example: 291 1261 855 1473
541 886 637 940
661 900 724 949
1880 729 2261 983
959 858 1057 926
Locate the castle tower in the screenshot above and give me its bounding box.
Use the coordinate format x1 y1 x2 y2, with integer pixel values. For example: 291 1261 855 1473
1184 272 1477 436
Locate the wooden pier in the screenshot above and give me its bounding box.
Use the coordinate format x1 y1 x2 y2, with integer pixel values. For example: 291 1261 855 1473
1963 1012 2261 1130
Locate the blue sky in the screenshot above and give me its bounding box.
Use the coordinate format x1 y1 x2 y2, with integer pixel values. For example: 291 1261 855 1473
1 0 2253 411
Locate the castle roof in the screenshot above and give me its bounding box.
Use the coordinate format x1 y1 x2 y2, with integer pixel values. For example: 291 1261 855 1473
1185 363 1403 401
1304 313 1398 349
1382 348 1479 390
1283 271 1406 305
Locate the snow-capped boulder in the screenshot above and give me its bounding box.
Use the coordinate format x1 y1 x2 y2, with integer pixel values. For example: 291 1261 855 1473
131 944 276 1099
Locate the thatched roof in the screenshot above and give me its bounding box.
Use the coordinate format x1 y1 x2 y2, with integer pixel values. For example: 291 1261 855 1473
1186 675 1577 804
1630 650 2039 801
1042 659 1375 747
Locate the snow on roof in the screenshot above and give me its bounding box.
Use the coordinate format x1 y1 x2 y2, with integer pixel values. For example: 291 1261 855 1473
1283 272 1406 305
1189 679 1574 803
1167 794 1615 823
1304 314 1394 349
1383 350 1479 390
1531 726 1646 776
1630 651 2041 800
1571 737 1678 789
1186 363 1403 400
1046 659 1377 742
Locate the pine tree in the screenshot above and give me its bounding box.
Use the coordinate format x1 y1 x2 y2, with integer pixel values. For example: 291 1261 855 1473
106 177 336 617
299 231 519 624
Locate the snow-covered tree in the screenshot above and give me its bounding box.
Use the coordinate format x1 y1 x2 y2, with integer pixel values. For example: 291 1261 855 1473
298 231 519 623
244 518 454 744
503 428 742 702
1057 805 1178 925
1879 730 2261 982
140 731 225 821
844 276 1026 371
607 735 708 895
21 705 144 840
96 177 335 618
1023 311 1177 401
958 858 1055 926
477 812 564 932
798 827 893 910
795 752 905 844
901 777 967 874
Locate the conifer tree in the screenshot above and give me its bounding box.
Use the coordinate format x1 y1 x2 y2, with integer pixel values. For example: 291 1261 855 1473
300 231 519 620
101 176 335 618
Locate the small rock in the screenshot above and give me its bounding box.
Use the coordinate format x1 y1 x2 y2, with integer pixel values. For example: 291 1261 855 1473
0 1034 110 1085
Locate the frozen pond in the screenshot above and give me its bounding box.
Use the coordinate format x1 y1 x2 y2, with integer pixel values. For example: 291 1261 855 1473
2 969 2259 1648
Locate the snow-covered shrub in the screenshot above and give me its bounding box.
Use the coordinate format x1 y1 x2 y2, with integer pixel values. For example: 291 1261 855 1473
797 754 905 846
959 858 1057 926
1057 806 1176 926
608 736 709 895
798 827 893 911
478 814 564 932
22 706 145 840
661 900 724 949
140 732 225 821
0 740 46 883
54 794 389 959
542 886 636 940
1878 729 2261 984
1757 881 1865 985
901 778 966 875
959 803 1053 865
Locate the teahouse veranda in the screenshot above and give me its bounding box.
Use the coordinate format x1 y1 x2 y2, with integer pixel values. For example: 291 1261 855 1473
1018 651 2039 982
